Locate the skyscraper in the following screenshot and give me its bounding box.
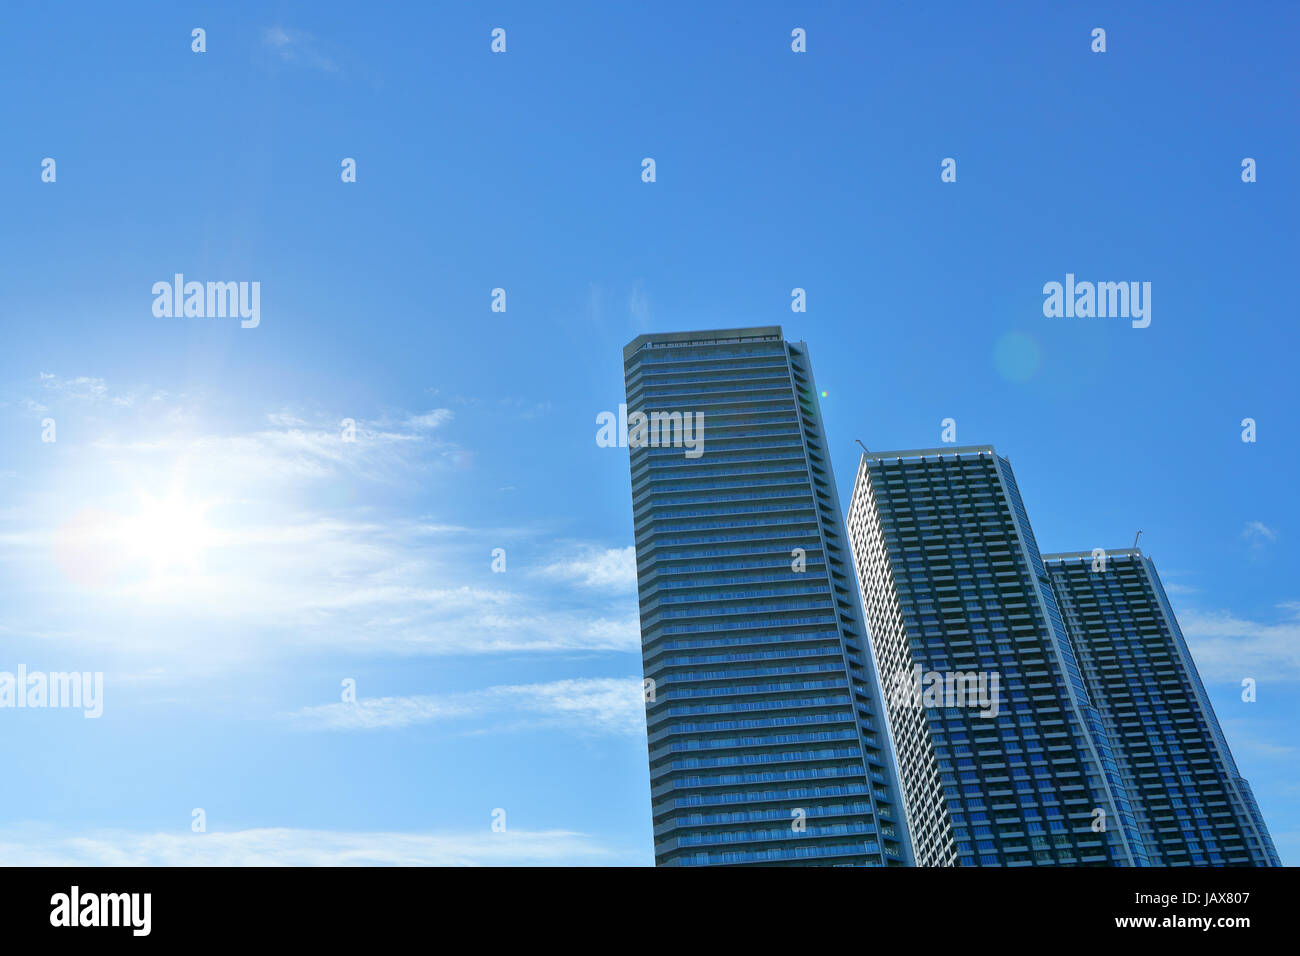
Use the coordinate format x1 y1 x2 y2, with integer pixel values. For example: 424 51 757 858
623 327 911 866
846 445 1150 866
1044 549 1281 866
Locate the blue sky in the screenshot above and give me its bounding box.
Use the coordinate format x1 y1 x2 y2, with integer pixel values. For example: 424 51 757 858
0 1 1295 865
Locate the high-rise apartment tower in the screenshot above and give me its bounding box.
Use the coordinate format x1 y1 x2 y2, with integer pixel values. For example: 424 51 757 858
846 445 1150 866
623 327 911 866
1044 549 1281 866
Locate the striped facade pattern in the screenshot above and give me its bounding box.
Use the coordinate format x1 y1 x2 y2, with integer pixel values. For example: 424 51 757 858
846 447 1149 866
1045 550 1281 866
624 327 910 866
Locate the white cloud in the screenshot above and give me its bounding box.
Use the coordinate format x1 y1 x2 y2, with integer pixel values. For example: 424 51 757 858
261 27 337 72
457 612 640 654
628 281 650 321
90 418 457 486
404 409 453 430
0 381 638 667
4 504 639 659
1242 521 1279 549
33 372 150 409
536 546 638 591
266 411 308 427
0 825 640 867
1180 603 1300 682
1219 718 1297 757
291 694 475 730
288 677 645 736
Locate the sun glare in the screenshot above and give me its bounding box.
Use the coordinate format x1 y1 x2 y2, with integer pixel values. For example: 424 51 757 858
54 490 217 590
125 492 215 575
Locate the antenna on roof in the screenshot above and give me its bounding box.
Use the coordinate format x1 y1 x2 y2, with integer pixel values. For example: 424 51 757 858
1133 530 1143 551
855 440 869 455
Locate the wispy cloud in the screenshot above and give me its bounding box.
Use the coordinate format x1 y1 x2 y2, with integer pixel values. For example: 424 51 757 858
288 677 645 735
1180 603 1300 681
0 825 640 866
4 506 639 660
628 281 650 321
89 418 460 486
404 409 454 430
535 546 637 590
261 26 338 72
1242 520 1279 550
1220 718 1297 757
0 378 638 667
33 372 162 409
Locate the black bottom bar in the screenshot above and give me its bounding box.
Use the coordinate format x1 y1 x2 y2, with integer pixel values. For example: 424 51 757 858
2 865 1294 941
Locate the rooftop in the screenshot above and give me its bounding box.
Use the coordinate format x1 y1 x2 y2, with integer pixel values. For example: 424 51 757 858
623 326 784 361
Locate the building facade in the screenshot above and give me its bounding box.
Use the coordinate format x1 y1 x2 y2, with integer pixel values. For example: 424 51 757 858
623 327 911 866
1044 549 1281 866
846 446 1150 866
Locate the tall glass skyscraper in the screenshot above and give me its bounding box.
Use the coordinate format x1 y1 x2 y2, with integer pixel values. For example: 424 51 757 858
1044 550 1281 866
846 445 1150 866
623 327 911 866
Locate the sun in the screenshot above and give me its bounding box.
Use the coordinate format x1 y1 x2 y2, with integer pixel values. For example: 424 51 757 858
124 491 215 575
55 489 217 589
